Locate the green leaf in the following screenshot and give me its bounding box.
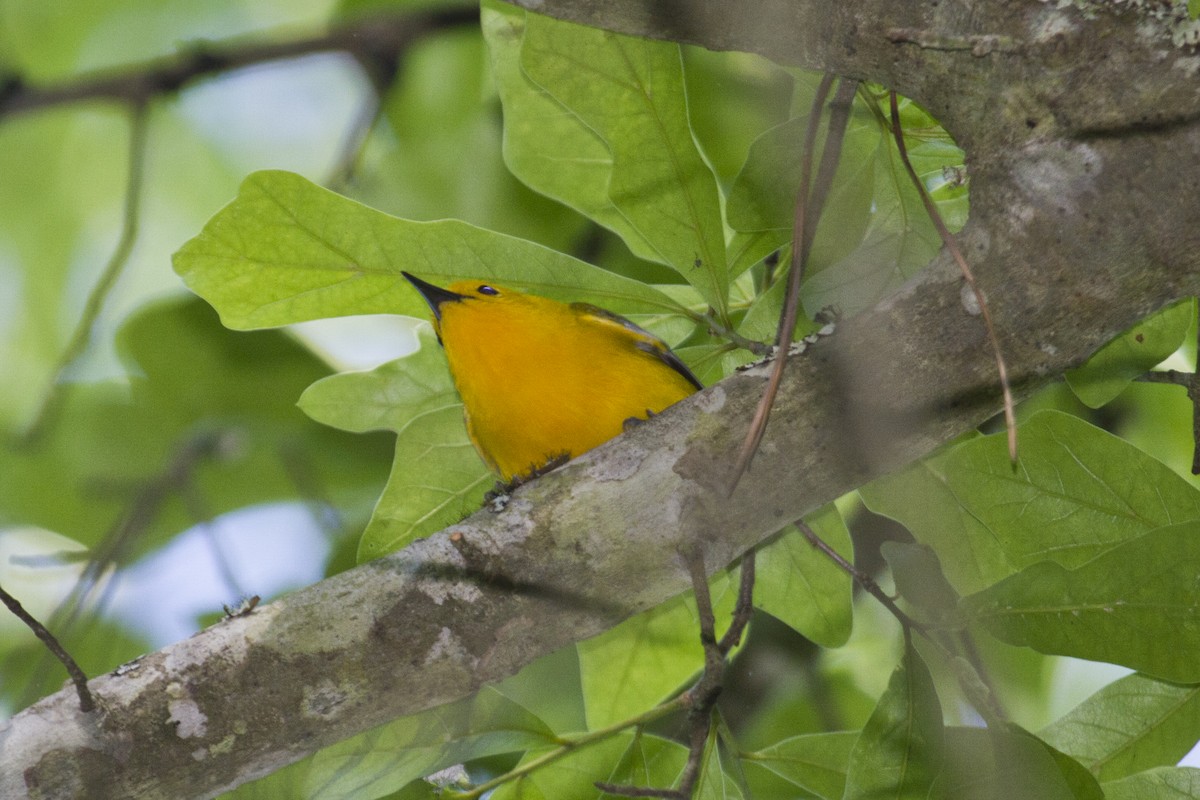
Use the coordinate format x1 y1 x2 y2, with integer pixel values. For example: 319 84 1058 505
746 730 857 800
1066 300 1194 408
843 642 943 799
484 3 729 313
962 522 1200 682
1040 672 1200 782
305 687 557 800
861 411 1200 594
482 0 657 264
577 572 733 729
1103 767 1200 800
755 505 853 648
934 725 1103 800
299 326 490 561
173 170 683 330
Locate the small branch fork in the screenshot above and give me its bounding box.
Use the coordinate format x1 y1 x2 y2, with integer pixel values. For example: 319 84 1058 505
596 551 756 799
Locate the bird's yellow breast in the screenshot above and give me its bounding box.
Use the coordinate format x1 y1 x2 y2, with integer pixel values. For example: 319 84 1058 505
434 285 697 481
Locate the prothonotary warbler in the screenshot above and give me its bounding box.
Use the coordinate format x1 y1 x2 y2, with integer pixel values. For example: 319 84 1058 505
402 272 702 482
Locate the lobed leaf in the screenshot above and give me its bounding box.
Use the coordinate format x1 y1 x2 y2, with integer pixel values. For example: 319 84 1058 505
484 2 729 313
173 170 683 330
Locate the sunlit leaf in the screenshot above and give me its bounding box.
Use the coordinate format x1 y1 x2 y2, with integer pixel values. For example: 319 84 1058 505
1102 767 1200 800
747 730 857 799
577 572 733 729
484 2 729 313
1066 299 1195 408
173 170 683 330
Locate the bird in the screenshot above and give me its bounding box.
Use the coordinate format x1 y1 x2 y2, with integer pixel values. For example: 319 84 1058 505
402 272 702 483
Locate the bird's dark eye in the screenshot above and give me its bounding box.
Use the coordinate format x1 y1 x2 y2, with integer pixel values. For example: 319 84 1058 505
477 285 500 296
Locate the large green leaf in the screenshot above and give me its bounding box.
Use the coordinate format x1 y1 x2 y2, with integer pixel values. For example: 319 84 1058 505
1040 672 1200 782
1066 299 1195 408
173 170 684 330
842 642 943 799
861 411 1200 594
483 2 729 314
299 326 490 562
754 505 853 648
962 522 1200 682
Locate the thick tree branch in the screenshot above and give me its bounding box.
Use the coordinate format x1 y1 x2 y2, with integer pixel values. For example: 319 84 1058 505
2 1 1199 798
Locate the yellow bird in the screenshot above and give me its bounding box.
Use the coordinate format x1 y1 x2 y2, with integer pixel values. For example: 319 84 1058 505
402 272 702 482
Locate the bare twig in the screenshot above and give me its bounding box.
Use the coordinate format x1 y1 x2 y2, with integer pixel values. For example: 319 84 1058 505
0 583 94 712
887 91 1017 462
729 76 858 492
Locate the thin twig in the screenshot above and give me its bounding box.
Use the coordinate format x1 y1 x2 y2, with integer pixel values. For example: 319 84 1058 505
0 8 478 119
887 91 1017 462
18 101 149 445
729 76 858 493
0 583 94 712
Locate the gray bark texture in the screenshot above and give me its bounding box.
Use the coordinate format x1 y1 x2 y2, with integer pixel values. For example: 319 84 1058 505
3 1 1199 797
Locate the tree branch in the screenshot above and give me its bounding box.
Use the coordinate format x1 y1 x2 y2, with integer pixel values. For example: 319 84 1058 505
3 1 1198 798
0 7 478 119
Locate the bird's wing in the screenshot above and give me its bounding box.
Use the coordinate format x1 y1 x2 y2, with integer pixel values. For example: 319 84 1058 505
571 303 704 391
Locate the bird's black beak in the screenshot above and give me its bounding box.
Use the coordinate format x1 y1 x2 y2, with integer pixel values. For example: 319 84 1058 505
402 272 465 321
